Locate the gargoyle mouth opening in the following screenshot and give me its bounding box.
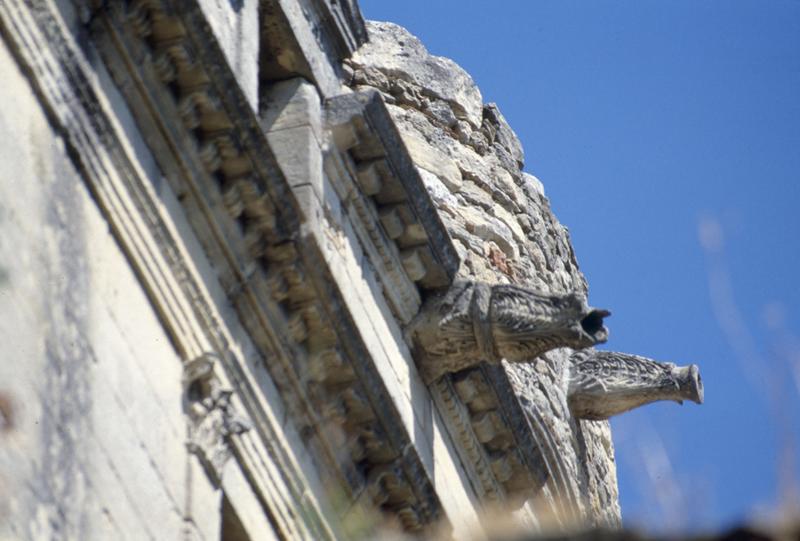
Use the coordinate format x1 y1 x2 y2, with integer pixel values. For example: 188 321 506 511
689 364 704 404
580 309 611 342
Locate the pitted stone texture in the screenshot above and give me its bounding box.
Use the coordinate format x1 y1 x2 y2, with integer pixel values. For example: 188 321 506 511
483 103 524 169
580 420 622 528
373 81 585 296
403 132 463 192
351 20 619 527
350 21 484 128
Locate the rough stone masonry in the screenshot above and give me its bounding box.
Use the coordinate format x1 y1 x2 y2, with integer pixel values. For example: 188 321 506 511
347 21 702 527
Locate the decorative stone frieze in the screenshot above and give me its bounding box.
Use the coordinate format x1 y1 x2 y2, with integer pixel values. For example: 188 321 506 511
0 2 350 537
568 351 704 420
410 280 610 383
448 365 551 507
88 1 455 535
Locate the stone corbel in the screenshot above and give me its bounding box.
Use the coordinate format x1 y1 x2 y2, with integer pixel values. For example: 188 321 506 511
567 350 704 420
184 353 252 483
409 280 610 383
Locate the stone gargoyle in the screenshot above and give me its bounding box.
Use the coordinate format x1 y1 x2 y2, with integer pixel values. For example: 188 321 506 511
567 350 704 420
408 280 610 382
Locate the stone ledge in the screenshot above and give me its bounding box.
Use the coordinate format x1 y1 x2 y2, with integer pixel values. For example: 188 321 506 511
326 90 461 290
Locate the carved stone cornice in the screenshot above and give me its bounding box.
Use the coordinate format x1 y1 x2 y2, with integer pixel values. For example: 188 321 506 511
302 88 560 524
307 0 367 59
448 365 549 507
326 91 461 286
259 0 367 96
84 0 450 535
3 0 683 535
431 377 507 505
323 90 460 323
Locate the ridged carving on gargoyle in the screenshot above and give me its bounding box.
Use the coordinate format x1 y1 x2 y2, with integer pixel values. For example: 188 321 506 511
409 280 610 383
567 350 704 420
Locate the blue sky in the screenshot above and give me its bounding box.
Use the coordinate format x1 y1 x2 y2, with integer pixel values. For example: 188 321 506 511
359 0 800 533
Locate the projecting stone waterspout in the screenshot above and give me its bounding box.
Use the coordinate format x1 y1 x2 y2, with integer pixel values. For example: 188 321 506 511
567 350 704 420
409 280 610 383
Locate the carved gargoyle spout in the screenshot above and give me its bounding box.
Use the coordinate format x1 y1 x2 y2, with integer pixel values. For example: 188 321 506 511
409 280 610 382
567 350 704 420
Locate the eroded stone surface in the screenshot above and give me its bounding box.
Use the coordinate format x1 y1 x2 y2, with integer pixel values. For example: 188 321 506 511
350 21 484 128
411 280 609 383
350 19 621 527
568 351 704 420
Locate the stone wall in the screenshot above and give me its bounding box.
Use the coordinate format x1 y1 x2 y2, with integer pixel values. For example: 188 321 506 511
0 37 221 540
0 4 330 538
0 1 630 539
347 21 620 527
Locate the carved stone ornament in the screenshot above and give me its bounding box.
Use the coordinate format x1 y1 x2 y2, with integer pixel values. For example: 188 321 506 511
183 354 252 481
567 350 704 420
409 280 610 382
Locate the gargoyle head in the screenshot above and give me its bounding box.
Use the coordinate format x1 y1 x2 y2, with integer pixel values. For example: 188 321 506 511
410 281 611 381
672 363 704 405
491 288 611 361
576 299 611 348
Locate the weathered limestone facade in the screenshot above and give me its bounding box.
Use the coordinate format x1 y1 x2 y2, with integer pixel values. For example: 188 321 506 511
346 22 622 528
0 2 701 539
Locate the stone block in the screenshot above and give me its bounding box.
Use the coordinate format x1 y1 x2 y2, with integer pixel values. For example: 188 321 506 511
483 103 524 168
522 172 545 197
351 21 484 128
265 125 324 197
401 132 463 192
417 166 458 211
400 248 427 282
261 77 323 139
197 0 259 110
378 206 405 239
356 160 384 196
492 202 526 244
460 206 519 259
